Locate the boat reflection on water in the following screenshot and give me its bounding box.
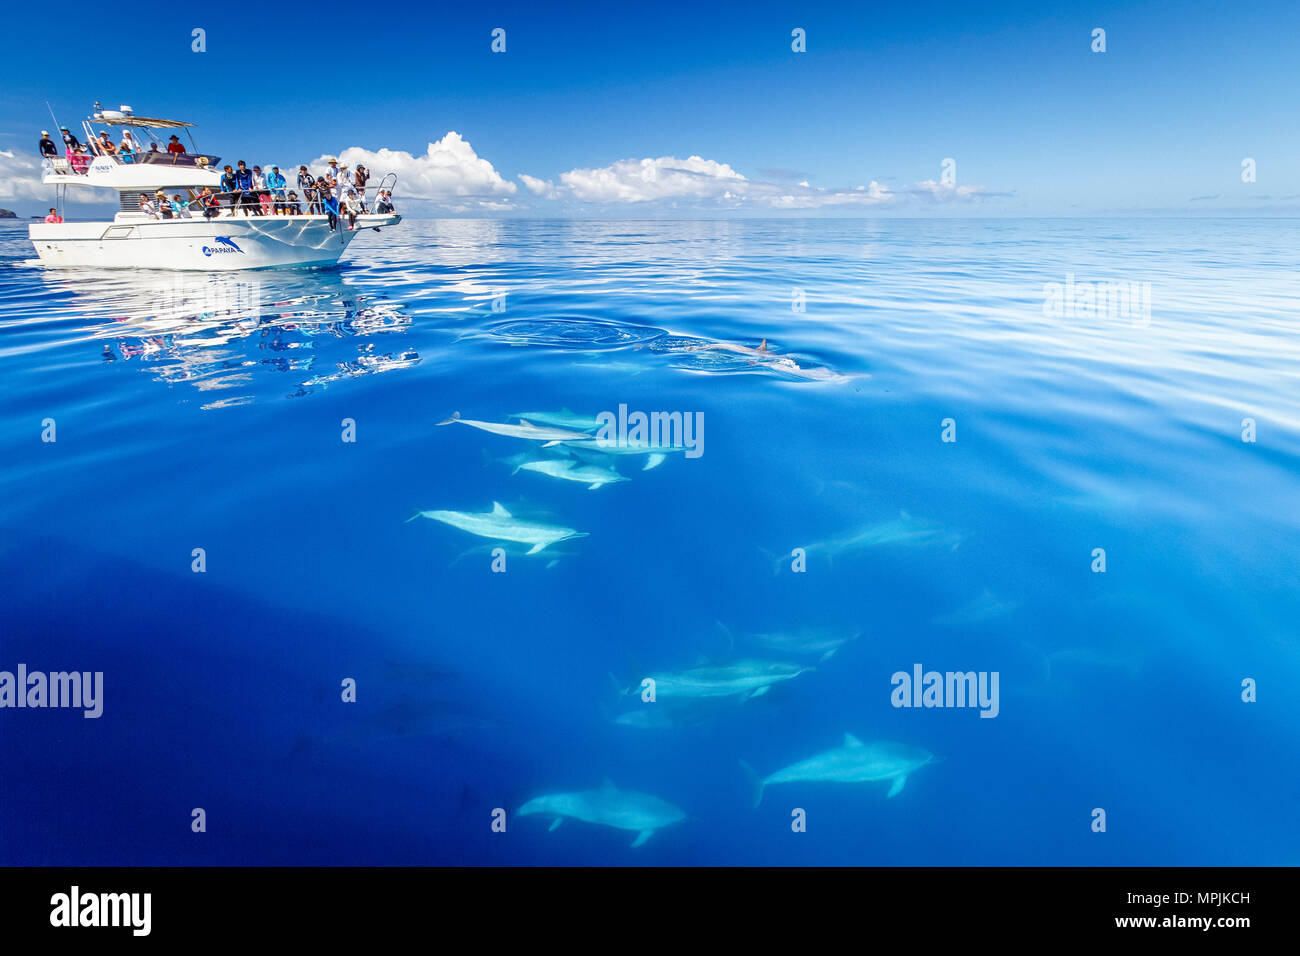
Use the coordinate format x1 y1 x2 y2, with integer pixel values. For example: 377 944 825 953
43 268 418 408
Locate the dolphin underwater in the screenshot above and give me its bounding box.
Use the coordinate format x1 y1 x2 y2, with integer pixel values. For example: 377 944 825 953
513 457 629 490
779 511 960 570
407 502 587 555
742 735 936 806
437 411 592 445
629 658 812 702
518 780 686 847
510 410 602 433
560 438 687 471
742 627 861 663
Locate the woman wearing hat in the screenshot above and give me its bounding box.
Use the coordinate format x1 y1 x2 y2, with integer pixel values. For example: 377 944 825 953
154 190 173 219
39 131 59 158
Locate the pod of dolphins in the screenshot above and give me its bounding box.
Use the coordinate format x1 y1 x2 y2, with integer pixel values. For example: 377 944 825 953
413 407 950 849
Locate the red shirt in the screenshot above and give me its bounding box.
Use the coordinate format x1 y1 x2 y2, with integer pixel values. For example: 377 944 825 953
44 214 63 223
167 141 185 154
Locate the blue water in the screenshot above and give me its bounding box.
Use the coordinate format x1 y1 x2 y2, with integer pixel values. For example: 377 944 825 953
1 218 1296 866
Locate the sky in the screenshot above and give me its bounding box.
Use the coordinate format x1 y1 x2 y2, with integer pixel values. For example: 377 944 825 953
1 0 1297 217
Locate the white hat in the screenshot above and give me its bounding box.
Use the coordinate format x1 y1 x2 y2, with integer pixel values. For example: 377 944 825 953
41 129 49 136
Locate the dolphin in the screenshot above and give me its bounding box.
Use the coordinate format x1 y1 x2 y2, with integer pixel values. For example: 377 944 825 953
437 411 591 445
560 438 687 471
780 510 960 570
934 590 1022 628
742 735 936 806
743 627 861 663
518 780 686 848
408 501 587 555
630 658 812 702
514 457 629 490
510 410 602 433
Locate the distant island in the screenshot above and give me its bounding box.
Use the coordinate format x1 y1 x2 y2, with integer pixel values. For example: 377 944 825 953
0 208 17 219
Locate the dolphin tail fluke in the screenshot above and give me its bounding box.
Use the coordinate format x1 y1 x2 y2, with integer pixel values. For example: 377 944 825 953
739 759 765 808
887 775 907 799
437 411 462 426
630 828 655 849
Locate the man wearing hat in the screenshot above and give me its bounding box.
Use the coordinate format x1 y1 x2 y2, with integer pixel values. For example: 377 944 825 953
333 161 353 202
38 131 58 158
167 134 186 161
154 190 174 219
59 126 82 159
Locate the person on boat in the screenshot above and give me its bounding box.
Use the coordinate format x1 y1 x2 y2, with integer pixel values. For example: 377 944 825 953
322 190 340 231
39 131 59 157
94 131 117 156
265 165 287 212
146 142 161 162
197 186 221 219
341 188 361 230
250 165 270 215
284 191 302 215
138 193 156 218
118 141 135 163
120 130 139 154
69 146 91 174
166 135 185 158
334 162 353 201
374 189 395 214
171 193 190 218
233 161 256 215
59 126 82 157
315 176 332 216
220 164 237 204
297 165 317 213
353 164 369 210
44 208 63 223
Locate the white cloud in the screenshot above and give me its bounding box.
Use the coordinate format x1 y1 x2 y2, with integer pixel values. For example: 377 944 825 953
309 132 515 202
560 155 748 203
532 154 895 209
518 173 559 198
909 179 988 201
0 149 49 202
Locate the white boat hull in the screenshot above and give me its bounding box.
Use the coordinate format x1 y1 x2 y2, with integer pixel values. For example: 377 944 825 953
28 214 401 270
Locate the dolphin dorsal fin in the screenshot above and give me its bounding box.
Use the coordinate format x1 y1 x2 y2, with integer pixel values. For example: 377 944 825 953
844 733 864 748
491 501 511 517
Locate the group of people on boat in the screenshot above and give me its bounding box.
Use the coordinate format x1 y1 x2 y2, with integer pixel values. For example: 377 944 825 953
39 126 188 171
37 127 395 229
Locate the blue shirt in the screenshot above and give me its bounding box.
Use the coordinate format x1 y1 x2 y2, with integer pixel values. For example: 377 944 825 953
233 169 253 190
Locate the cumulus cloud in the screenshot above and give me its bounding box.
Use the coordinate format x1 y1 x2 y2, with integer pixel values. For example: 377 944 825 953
559 155 748 203
0 149 49 202
908 179 990 201
308 132 515 202
532 154 894 209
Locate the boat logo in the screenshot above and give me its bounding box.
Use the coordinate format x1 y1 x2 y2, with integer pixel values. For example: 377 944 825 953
201 237 244 256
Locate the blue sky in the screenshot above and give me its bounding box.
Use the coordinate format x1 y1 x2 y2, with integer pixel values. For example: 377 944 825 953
2 0 1297 216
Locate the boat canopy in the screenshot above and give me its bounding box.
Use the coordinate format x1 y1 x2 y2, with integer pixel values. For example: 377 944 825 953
95 115 195 129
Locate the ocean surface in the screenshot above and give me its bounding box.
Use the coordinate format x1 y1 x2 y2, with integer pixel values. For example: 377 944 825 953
0 218 1296 866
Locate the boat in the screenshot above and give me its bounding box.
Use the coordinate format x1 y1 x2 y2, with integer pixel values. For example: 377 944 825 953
29 103 401 270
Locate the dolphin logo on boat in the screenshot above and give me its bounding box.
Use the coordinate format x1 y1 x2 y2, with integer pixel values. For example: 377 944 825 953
201 237 245 257
518 779 686 848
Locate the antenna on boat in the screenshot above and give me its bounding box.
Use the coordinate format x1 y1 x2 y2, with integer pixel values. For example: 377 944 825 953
45 101 60 132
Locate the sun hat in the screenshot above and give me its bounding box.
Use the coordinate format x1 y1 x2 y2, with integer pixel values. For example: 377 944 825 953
41 129 49 136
